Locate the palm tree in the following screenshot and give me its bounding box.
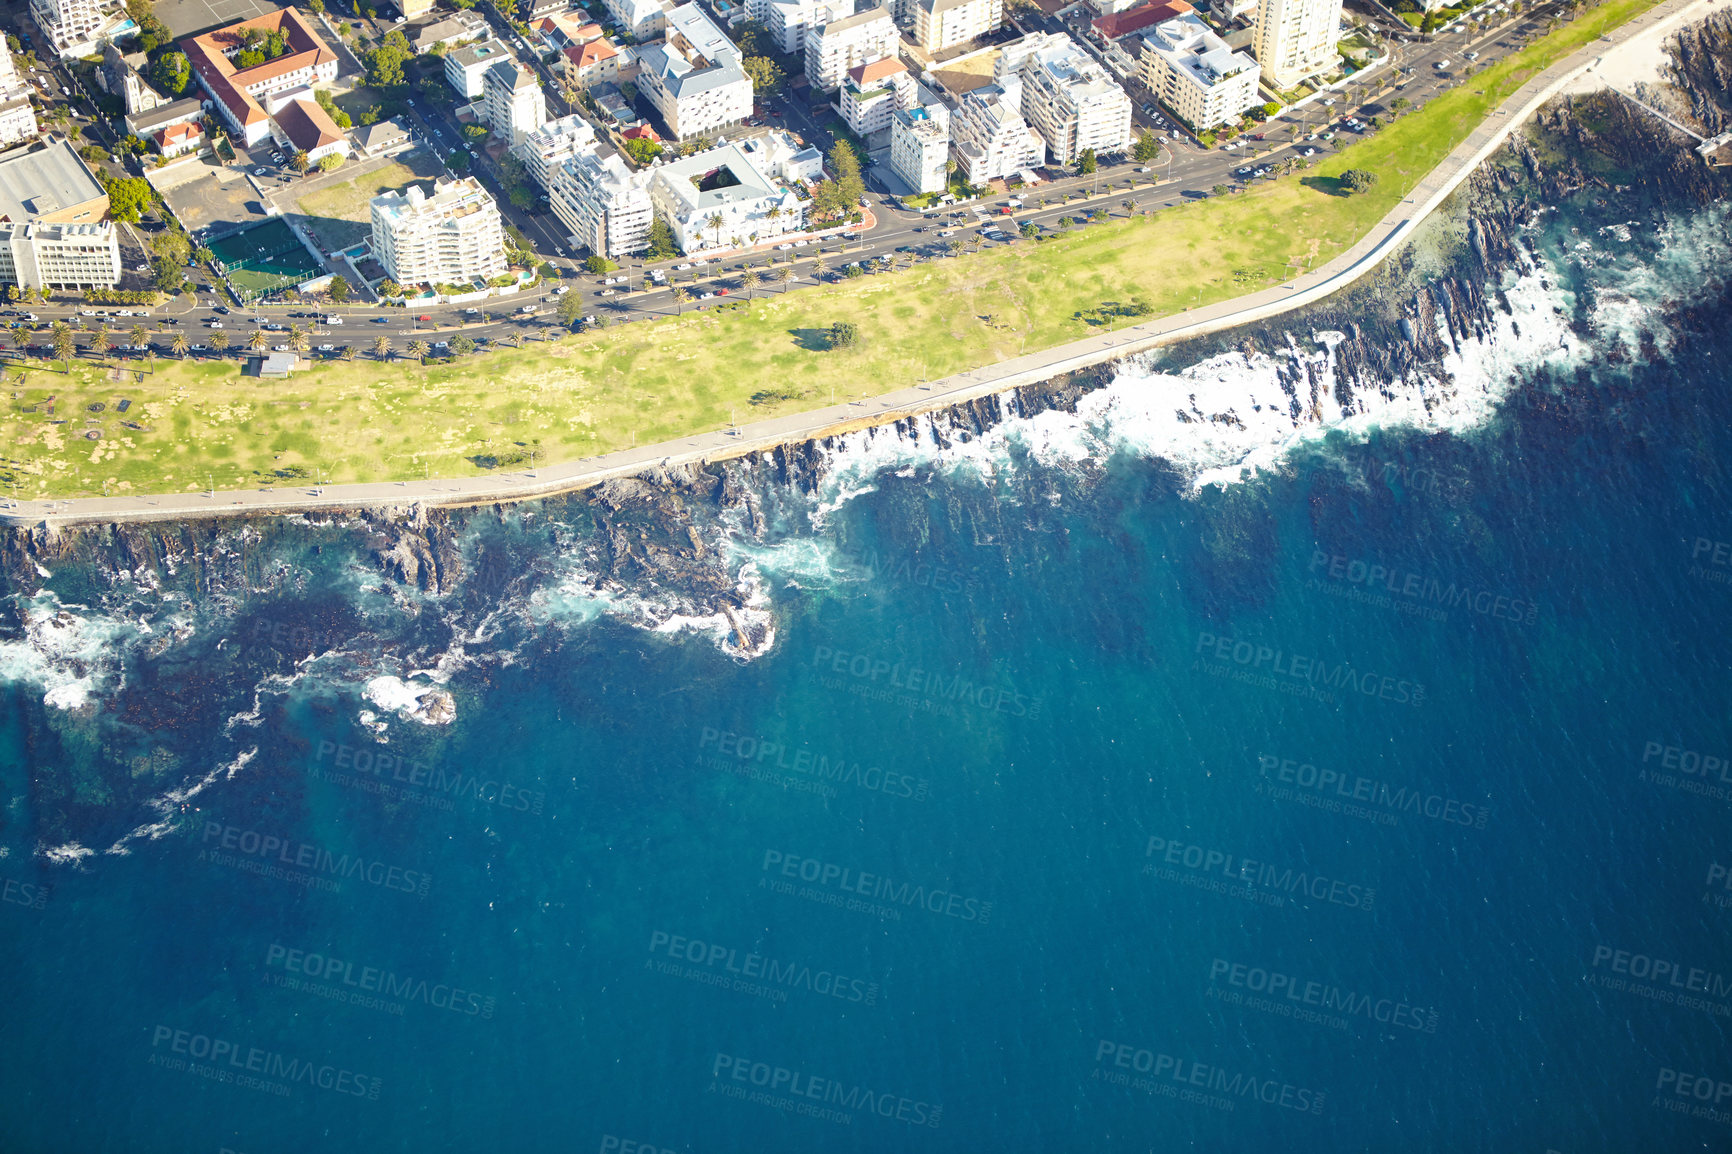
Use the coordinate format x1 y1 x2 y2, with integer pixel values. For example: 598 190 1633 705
290 325 311 354
946 239 963 258
92 326 110 360
765 204 782 225
408 339 428 360
210 331 230 355
373 335 391 360
130 323 148 348
706 212 724 249
50 322 72 371
775 268 792 291
672 286 690 315
1122 199 1135 216
741 269 759 300
812 252 828 280
170 332 189 357
249 329 269 353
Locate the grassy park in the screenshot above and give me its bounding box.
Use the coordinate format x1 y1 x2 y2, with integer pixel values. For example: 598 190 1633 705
0 0 1662 500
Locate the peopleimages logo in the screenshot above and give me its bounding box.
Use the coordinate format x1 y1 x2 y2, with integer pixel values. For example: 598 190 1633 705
1092 1040 1326 1115
1654 1067 1732 1128
199 822 432 898
314 741 546 816
1256 754 1490 830
2 876 48 911
1144 835 1376 912
811 645 1042 719
1306 549 1541 625
1689 537 1732 586
647 930 880 1005
1207 958 1440 1034
709 1053 942 1128
264 944 496 1019
696 728 929 801
148 1026 382 1100
1192 631 1425 707
760 850 992 924
1587 945 1732 1018
1707 863 1732 911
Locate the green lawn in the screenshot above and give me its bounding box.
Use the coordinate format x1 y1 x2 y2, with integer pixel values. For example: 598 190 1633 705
0 0 1663 499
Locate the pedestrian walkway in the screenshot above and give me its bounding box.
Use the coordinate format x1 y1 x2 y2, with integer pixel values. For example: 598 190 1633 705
1 0 1702 529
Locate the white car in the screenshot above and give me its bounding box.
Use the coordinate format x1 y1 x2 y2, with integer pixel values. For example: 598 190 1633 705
675 263 691 270
464 307 480 315
209 321 225 329
776 243 793 250
793 240 808 248
699 292 714 300
554 285 569 295
318 343 335 351
117 309 133 316
273 344 290 352
80 309 94 316
327 317 342 325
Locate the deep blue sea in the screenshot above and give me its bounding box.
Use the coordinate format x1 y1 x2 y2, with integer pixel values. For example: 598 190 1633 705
3 175 1731 1154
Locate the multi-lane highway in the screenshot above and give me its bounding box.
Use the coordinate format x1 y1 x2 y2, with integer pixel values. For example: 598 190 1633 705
0 0 1573 364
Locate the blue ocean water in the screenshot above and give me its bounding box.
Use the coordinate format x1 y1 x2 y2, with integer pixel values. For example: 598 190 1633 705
3 186 1731 1154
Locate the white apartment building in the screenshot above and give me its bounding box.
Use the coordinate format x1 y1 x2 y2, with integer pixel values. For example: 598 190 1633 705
605 0 673 39
913 0 1001 54
838 56 914 137
0 39 37 147
889 102 948 193
949 82 1043 185
751 0 845 55
804 5 898 94
445 39 515 100
514 114 598 190
29 0 109 59
637 3 752 140
550 148 655 258
1253 0 1343 90
370 178 508 288
1007 32 1132 164
0 222 119 289
1138 13 1259 130
647 138 807 253
483 61 547 147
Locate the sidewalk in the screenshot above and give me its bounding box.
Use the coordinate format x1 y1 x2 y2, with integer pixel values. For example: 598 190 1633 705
0 0 1700 529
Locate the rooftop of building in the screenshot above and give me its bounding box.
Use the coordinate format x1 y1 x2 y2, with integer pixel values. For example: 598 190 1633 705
0 139 109 223
412 13 489 48
847 56 907 86
373 177 497 224
653 142 779 209
486 60 539 92
181 8 337 129
816 4 895 37
1143 11 1257 85
125 96 204 135
1091 0 1191 40
356 119 410 148
274 97 345 153
565 38 621 69
664 2 738 63
449 39 514 69
921 0 987 15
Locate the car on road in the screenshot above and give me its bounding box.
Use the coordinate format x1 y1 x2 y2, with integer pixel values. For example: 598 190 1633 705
675 262 691 270
776 243 793 250
318 343 335 351
209 321 224 328
372 316 390 323
699 292 713 300
215 306 230 315
327 317 342 325
464 307 480 315
273 344 289 352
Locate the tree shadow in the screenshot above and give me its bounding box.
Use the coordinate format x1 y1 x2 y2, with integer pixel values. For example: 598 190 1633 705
789 328 831 351
1300 175 1350 197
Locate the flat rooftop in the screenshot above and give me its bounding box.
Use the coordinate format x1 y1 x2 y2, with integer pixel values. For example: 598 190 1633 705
0 140 108 222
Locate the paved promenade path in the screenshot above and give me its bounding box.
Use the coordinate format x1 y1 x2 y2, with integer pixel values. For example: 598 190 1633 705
6 0 1713 529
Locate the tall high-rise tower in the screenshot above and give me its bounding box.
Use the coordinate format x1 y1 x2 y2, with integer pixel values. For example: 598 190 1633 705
1253 0 1342 91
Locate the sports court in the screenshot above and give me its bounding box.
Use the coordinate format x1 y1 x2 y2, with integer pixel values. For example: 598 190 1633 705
154 0 285 37
208 218 324 300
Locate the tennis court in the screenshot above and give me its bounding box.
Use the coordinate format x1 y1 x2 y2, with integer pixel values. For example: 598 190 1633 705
209 218 324 301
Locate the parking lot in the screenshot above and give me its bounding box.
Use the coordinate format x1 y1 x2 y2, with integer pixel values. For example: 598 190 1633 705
158 158 271 239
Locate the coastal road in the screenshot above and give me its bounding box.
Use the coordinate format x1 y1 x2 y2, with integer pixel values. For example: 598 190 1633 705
0 0 1705 525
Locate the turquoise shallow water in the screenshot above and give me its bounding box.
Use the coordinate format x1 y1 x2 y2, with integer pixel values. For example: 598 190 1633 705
2 186 1731 1153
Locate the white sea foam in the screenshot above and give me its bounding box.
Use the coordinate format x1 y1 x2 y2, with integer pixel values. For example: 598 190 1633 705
363 675 456 726
0 593 140 711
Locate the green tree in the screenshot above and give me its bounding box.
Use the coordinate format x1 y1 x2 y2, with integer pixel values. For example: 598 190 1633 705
1076 147 1097 176
828 321 857 349
741 268 759 299
741 56 784 98
408 339 429 359
105 176 154 223
51 322 73 369
450 335 475 355
622 136 663 166
210 331 230 354
236 49 265 69
92 326 110 359
448 150 471 172
373 335 392 360
705 212 724 248
249 329 269 353
645 217 678 261
672 286 689 315
377 279 401 298
827 139 864 208
557 290 584 324
308 0 324 12
366 43 408 88
150 51 191 96
289 150 310 173
130 323 148 348
170 331 189 357
329 275 350 303
585 254 618 275
318 153 343 173
1339 168 1379 194
288 324 309 353
1133 129 1160 162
